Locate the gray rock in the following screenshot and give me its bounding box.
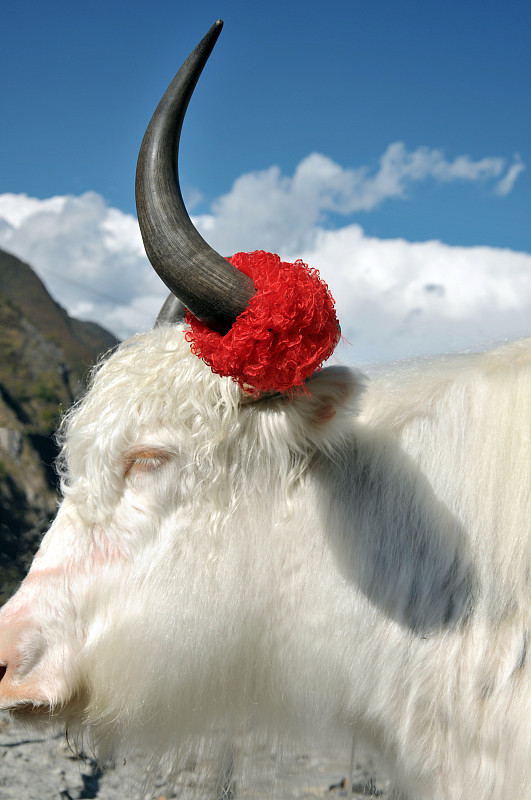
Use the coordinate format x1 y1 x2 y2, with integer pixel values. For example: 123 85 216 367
0 712 394 800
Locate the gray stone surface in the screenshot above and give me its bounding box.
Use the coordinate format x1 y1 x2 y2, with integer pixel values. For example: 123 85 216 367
0 712 394 799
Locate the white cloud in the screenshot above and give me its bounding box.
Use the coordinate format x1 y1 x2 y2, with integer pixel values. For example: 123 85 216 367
0 144 528 365
194 144 524 256
494 155 526 197
0 194 67 227
299 226 531 365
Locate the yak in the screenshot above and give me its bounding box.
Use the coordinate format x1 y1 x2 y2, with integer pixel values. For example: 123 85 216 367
0 20 529 800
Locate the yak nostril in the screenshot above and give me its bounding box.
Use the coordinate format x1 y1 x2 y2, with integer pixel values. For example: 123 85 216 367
0 664 6 682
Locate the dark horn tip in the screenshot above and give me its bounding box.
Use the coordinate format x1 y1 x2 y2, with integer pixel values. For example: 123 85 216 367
208 19 224 39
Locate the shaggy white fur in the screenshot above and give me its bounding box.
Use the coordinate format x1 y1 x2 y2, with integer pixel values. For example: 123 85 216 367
0 325 529 800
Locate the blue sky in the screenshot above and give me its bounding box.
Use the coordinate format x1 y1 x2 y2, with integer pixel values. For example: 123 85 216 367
1 0 530 362
2 0 530 248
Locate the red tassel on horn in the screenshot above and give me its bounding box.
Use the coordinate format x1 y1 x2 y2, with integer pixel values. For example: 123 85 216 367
184 251 340 395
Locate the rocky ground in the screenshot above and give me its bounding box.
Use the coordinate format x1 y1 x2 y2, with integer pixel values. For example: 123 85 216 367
0 712 394 800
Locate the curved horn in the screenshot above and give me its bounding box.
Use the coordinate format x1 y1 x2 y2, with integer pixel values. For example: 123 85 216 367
155 293 186 327
136 20 255 332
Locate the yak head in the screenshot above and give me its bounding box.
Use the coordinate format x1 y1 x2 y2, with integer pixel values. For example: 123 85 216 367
0 21 358 756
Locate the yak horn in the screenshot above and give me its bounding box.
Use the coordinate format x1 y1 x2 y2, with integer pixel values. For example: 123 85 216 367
136 20 255 332
155 293 186 326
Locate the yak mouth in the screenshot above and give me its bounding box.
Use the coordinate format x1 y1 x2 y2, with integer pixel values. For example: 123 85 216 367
8 700 53 720
6 689 90 728
0 660 89 724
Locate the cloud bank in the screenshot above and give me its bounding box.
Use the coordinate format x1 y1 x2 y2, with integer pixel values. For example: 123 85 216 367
0 144 528 365
300 225 531 365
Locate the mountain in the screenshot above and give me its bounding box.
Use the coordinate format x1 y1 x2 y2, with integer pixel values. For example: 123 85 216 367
0 248 120 603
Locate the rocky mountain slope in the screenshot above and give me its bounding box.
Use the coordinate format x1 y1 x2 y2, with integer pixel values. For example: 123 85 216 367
0 248 119 603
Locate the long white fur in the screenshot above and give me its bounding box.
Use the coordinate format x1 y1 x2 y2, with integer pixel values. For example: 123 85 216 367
0 326 529 800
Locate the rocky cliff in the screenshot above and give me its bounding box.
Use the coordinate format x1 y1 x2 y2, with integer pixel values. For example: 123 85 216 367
0 248 119 603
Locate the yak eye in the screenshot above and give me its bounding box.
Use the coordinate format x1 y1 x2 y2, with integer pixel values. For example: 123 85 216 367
122 448 172 478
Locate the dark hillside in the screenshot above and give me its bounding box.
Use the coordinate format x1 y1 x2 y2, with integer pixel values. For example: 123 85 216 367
0 249 117 377
0 248 120 602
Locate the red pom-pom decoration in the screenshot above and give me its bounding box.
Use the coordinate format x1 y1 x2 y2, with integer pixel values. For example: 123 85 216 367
184 251 340 394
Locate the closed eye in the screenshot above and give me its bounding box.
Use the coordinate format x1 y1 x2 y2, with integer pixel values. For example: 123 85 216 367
122 447 173 478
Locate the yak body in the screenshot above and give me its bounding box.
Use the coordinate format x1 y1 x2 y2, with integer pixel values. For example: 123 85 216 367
0 326 530 799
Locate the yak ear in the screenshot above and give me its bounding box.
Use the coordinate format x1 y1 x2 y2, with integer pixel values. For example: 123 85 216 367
298 366 365 427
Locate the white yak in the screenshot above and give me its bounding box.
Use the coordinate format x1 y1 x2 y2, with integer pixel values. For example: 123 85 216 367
0 20 529 800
